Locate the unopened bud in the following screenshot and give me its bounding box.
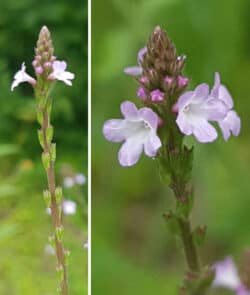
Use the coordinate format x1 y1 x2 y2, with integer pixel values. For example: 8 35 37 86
55 187 63 204
55 226 64 241
42 152 50 170
43 190 51 207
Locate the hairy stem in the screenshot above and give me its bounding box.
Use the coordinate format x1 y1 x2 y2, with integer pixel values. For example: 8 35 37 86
41 103 68 295
178 217 200 272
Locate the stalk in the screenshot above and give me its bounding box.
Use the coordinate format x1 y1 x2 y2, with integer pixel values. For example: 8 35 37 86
40 100 69 294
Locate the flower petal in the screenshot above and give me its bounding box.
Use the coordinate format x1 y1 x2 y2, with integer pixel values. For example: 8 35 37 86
192 119 218 143
103 119 126 142
213 257 241 291
124 66 142 76
218 110 241 141
176 91 194 111
138 107 159 129
120 101 138 120
137 47 147 63
202 98 228 121
219 85 234 109
144 133 162 157
176 113 193 135
211 72 221 98
191 83 209 104
118 139 143 166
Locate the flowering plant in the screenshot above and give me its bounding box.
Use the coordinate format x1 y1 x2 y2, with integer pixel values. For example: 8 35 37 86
11 26 74 295
103 26 241 294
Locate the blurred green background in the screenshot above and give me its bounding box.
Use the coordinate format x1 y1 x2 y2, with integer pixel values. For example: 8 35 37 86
0 0 87 294
92 0 250 294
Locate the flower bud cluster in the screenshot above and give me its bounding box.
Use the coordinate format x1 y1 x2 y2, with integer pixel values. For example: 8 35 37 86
33 26 55 77
137 26 189 103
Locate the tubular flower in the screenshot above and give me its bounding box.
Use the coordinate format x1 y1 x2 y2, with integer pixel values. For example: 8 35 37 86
213 257 250 295
49 61 75 86
211 72 241 141
103 101 162 166
124 47 147 76
176 83 228 143
11 63 36 91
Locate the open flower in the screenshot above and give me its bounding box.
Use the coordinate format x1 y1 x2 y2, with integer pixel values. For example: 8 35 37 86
124 47 147 76
103 101 162 166
211 72 241 141
213 257 250 295
176 83 227 142
11 62 36 91
49 61 75 86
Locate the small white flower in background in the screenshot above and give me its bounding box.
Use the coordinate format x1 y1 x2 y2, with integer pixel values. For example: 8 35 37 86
83 241 88 250
49 61 75 86
64 176 74 188
62 200 77 215
11 62 36 91
46 200 77 216
74 173 86 185
44 244 55 256
213 257 250 295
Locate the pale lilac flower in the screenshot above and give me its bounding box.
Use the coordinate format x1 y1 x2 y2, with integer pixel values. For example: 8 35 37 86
74 173 86 185
213 257 250 295
46 207 52 215
11 62 36 91
211 72 241 141
62 200 77 215
176 83 228 143
124 47 147 76
49 61 75 86
64 176 74 188
150 89 165 102
103 101 162 166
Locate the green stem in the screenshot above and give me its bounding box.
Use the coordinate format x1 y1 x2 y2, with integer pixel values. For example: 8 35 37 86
177 217 200 272
41 103 69 295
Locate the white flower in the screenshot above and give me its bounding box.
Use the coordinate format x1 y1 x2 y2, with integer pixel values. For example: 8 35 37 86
213 257 241 290
62 200 77 215
11 62 36 91
211 72 241 141
176 83 228 143
74 173 86 185
64 176 74 188
49 61 75 86
103 101 162 166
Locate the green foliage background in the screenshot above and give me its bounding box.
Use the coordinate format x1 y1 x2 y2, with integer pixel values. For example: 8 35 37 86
92 0 250 294
0 0 87 294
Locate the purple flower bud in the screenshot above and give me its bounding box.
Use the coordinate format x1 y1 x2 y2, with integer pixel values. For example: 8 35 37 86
137 87 147 100
150 89 165 102
36 55 42 61
51 56 57 62
139 76 149 85
44 62 52 68
32 60 38 67
171 103 178 113
164 76 174 85
177 76 189 88
35 66 44 75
